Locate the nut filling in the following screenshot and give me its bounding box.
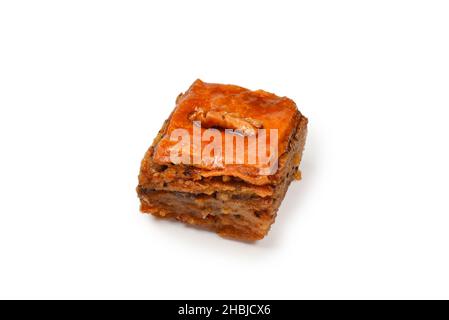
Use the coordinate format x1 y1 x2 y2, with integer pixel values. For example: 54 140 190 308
189 107 263 136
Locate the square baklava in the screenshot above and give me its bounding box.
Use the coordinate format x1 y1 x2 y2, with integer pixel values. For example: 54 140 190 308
137 79 308 241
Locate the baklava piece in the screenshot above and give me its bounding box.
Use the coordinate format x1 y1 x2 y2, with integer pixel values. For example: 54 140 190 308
137 80 308 241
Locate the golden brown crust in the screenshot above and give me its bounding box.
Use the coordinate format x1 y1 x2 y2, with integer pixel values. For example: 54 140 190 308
152 79 303 181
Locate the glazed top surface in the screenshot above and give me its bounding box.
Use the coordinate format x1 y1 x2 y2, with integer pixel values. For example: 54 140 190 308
152 79 300 179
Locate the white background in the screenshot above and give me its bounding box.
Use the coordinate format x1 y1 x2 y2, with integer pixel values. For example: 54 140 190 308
1 1 448 300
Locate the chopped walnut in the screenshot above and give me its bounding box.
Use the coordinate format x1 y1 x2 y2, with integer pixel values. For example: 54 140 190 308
293 153 301 166
188 107 263 136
